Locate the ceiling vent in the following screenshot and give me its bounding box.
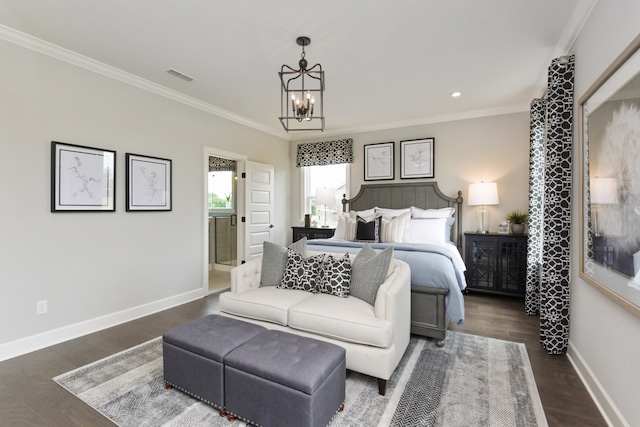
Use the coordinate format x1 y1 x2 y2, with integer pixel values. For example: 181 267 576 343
166 69 195 82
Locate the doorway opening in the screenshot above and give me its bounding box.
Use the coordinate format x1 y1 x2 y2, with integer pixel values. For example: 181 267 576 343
205 149 246 295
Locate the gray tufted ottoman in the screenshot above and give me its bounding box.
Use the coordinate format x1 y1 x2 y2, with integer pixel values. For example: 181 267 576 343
162 314 266 411
224 330 346 427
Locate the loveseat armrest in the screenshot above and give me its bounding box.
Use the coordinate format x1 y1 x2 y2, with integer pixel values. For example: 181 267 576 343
230 256 262 293
374 259 411 324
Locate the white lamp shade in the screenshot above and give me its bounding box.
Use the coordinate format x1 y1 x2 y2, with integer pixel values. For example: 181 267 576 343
315 187 336 206
468 182 499 206
590 177 618 204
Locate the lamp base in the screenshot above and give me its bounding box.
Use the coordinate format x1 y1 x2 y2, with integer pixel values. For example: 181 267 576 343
475 208 490 234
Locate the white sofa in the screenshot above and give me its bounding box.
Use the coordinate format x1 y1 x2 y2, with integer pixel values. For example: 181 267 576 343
219 252 411 395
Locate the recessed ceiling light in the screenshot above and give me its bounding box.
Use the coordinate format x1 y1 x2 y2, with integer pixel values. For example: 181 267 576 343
451 91 462 98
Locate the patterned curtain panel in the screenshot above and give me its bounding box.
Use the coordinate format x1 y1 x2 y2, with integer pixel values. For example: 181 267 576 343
526 99 547 316
539 55 575 355
296 138 354 167
209 156 236 172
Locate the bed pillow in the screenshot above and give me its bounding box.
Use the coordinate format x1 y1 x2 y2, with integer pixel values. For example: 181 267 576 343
350 245 394 306
375 207 412 218
317 253 351 297
444 217 456 243
333 213 347 239
380 211 411 243
349 208 376 219
405 218 448 245
278 249 324 292
411 207 455 218
260 238 307 286
355 215 382 243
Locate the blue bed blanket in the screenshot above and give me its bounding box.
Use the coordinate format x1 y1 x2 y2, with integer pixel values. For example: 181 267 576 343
306 239 467 325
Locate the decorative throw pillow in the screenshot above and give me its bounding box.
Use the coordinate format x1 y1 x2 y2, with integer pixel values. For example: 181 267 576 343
350 245 394 306
317 253 351 297
355 215 382 243
278 249 324 292
344 217 358 241
260 238 307 287
380 211 411 243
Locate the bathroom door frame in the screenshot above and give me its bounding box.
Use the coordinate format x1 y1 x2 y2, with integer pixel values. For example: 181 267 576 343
203 146 247 293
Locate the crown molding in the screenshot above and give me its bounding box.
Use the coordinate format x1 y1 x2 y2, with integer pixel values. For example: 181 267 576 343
290 104 530 142
0 24 284 139
532 0 598 98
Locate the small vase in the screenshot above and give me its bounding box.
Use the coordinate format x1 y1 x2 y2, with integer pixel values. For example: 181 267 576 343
511 224 525 235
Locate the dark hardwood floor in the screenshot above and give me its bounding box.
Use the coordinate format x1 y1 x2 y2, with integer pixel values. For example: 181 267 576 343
0 292 605 426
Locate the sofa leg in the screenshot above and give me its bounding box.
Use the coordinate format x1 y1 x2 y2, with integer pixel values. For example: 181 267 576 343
377 378 387 396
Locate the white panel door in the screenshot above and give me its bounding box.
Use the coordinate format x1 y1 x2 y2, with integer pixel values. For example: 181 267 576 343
244 161 274 261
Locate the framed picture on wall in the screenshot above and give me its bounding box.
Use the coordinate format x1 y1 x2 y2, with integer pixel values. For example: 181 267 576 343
364 142 394 181
580 33 640 317
126 153 172 211
51 141 116 212
400 138 434 179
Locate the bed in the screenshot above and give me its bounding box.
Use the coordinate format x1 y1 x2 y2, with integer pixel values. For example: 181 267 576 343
306 182 466 346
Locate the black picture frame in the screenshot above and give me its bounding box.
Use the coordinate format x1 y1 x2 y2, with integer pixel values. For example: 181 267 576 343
400 138 434 179
126 153 172 212
51 141 116 212
364 142 394 181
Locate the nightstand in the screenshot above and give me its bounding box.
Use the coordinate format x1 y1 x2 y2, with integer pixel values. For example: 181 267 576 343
464 232 528 296
292 226 335 242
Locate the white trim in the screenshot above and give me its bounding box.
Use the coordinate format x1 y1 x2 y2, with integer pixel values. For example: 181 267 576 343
0 288 206 363
0 24 284 139
567 340 629 427
289 104 530 141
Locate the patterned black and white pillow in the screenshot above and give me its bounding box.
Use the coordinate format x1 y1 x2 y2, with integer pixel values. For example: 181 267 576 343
278 249 324 292
317 253 351 298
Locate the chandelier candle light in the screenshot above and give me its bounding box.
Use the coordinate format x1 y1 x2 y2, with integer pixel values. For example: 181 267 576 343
315 187 335 228
279 36 325 132
468 182 499 233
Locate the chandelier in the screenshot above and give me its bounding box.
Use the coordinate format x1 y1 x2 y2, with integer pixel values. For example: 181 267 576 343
279 36 325 132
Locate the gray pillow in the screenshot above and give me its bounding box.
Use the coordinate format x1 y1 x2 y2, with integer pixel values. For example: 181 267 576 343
350 244 393 306
260 237 307 286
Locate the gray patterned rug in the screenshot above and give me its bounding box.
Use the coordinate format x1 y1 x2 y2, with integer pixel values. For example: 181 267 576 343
54 331 547 426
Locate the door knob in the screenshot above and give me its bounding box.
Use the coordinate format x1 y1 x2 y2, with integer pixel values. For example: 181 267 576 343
269 224 274 228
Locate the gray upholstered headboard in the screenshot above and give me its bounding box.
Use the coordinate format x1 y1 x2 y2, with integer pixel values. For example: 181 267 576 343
341 182 464 249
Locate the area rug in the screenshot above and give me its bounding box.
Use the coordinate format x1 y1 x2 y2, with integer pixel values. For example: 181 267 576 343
54 331 547 426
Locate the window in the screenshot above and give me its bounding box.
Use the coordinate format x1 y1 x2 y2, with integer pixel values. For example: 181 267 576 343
303 163 349 227
208 171 235 211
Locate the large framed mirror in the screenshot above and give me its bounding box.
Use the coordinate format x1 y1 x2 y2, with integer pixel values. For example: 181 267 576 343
580 34 640 317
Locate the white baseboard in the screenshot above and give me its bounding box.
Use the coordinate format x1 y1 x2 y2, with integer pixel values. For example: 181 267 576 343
0 288 207 363
567 340 629 427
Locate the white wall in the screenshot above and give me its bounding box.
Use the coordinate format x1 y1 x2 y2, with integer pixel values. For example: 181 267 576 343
0 38 290 359
289 112 530 241
569 1 640 426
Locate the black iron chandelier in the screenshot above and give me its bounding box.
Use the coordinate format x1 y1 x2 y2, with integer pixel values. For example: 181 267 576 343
279 36 325 132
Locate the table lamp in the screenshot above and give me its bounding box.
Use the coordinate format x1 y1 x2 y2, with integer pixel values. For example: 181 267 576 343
590 177 617 237
468 182 499 233
315 187 335 227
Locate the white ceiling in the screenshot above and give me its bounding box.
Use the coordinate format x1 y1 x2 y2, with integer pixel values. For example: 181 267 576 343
0 0 596 140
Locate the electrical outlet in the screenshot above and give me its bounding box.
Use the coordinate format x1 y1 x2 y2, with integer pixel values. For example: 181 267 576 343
36 300 47 315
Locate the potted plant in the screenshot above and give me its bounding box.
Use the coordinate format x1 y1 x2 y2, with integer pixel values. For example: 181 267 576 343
506 210 528 234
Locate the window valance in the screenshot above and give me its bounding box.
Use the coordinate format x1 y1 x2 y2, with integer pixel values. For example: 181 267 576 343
209 156 236 172
296 138 353 167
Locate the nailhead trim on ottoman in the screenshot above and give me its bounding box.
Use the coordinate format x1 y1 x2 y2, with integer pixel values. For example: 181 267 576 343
162 314 266 410
224 330 346 427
